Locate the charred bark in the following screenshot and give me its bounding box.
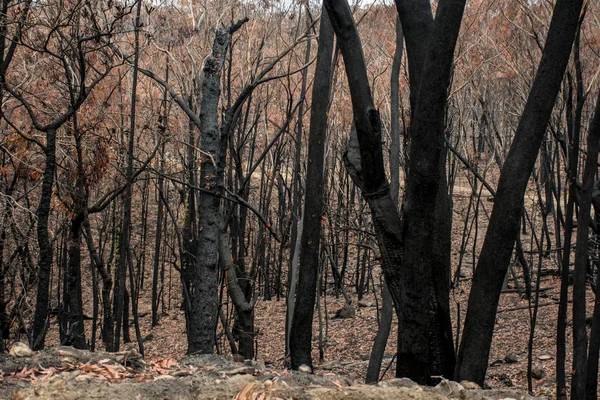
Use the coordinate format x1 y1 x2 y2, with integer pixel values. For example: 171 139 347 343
289 8 335 371
456 0 584 385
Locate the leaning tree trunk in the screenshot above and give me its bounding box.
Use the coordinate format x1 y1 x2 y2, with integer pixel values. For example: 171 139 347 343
456 0 584 385
366 14 403 384
289 7 335 371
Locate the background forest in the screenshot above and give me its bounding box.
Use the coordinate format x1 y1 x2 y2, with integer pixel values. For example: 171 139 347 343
0 0 599 398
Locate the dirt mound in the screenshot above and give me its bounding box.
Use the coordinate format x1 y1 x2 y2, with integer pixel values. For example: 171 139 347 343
0 346 545 399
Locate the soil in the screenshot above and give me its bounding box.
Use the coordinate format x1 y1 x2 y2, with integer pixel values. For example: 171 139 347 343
0 346 544 399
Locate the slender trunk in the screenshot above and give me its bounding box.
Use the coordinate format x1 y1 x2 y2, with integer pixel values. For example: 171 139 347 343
152 142 165 326
32 128 57 350
289 8 334 370
66 212 86 348
286 6 311 357
83 216 113 351
113 0 142 352
587 261 600 400
557 78 579 400
573 92 600 399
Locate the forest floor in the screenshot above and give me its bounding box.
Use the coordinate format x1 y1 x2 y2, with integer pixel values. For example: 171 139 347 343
0 346 544 399
120 267 593 400
12 268 593 400
4 177 596 399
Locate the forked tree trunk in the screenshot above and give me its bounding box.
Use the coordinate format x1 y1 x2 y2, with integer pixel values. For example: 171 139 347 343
325 0 464 384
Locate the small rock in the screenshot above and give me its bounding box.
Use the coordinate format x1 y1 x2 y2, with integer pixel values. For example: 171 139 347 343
433 380 464 396
171 370 191 377
504 354 519 364
378 378 421 390
244 359 254 366
226 366 255 375
75 374 94 382
51 377 66 390
153 374 175 380
531 367 545 380
255 360 266 371
490 359 504 367
298 364 312 373
358 300 374 308
57 348 77 357
143 333 154 342
460 381 481 390
233 354 245 363
60 370 81 380
9 342 33 357
8 390 25 400
537 354 553 361
500 373 513 387
333 303 355 319
262 379 273 391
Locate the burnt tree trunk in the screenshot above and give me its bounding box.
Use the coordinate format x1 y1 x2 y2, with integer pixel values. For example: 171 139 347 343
325 0 463 384
113 0 142 352
289 7 335 371
32 128 57 350
456 0 584 385
575 92 600 400
185 26 236 354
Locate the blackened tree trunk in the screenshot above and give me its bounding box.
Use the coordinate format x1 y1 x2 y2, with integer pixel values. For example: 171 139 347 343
557 73 581 400
185 26 236 354
0 167 17 347
83 216 114 351
152 59 169 327
325 0 463 384
289 7 335 371
220 232 256 359
574 92 600 400
456 0 584 385
113 0 142 352
31 128 57 350
286 8 311 358
395 0 455 379
366 14 403 384
152 140 165 327
63 113 88 350
65 209 86 349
